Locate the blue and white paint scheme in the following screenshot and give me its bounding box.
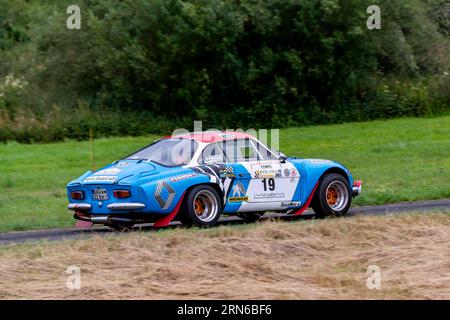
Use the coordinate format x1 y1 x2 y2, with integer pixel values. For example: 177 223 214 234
67 131 361 229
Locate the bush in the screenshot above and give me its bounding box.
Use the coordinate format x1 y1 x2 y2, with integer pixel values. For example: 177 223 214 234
0 0 448 143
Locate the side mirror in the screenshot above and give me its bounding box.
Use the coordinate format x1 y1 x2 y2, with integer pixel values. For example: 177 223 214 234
279 154 287 163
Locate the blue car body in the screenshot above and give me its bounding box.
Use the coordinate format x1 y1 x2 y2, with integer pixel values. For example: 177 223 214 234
67 131 361 227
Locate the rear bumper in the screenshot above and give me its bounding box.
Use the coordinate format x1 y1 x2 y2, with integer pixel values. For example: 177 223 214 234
107 203 145 210
67 202 145 211
352 180 362 196
74 214 137 224
68 203 92 211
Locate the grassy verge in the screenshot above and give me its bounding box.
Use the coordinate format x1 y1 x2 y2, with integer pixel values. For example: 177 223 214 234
0 116 449 232
0 212 448 299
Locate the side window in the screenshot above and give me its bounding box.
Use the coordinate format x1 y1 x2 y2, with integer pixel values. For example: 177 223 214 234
254 141 278 160
223 139 258 162
200 143 227 164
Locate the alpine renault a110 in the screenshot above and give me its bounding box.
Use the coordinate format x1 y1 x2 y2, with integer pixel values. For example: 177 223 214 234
67 131 362 230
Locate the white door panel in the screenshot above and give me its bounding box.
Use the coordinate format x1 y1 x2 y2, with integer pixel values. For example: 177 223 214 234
237 160 300 212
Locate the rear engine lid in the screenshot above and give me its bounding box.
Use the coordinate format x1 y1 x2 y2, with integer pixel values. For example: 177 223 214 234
81 160 158 185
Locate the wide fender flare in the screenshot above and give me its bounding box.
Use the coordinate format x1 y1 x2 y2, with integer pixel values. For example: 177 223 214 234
294 159 354 205
138 172 220 214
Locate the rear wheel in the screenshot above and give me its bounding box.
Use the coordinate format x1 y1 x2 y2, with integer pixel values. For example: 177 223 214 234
180 185 222 227
237 212 265 222
312 173 352 218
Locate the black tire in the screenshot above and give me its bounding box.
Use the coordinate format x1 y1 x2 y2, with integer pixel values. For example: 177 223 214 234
179 185 222 227
312 173 352 218
236 212 265 222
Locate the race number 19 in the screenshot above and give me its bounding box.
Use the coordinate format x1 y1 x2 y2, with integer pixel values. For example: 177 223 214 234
262 178 275 191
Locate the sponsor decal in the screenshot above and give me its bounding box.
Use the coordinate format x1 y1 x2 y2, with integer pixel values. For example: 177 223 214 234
249 160 279 166
284 168 290 177
228 182 248 202
154 181 176 209
228 196 249 202
169 173 197 182
254 169 281 179
251 163 273 169
95 168 122 175
219 166 236 178
254 192 285 199
84 176 116 183
310 159 332 164
115 162 130 168
291 169 297 176
281 201 301 207
204 155 224 164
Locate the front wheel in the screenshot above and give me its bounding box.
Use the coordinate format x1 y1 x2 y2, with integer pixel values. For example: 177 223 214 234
312 173 352 218
180 185 222 227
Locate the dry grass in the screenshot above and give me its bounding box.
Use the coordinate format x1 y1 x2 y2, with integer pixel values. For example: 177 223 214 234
0 212 449 300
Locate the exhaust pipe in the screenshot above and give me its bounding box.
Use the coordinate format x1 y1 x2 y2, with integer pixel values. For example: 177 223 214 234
90 216 109 223
108 217 136 223
74 214 136 224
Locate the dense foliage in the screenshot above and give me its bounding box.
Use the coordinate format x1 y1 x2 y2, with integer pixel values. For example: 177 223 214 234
0 0 449 142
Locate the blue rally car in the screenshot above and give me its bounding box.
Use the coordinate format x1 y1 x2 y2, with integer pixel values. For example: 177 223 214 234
67 131 361 230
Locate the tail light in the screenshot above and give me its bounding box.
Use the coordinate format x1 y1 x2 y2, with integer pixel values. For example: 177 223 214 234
352 180 362 196
114 190 131 198
71 191 85 200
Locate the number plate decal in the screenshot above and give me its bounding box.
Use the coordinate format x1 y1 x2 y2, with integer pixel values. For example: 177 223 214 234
92 189 109 201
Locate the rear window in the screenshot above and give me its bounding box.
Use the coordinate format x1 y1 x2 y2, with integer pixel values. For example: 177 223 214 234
126 138 198 167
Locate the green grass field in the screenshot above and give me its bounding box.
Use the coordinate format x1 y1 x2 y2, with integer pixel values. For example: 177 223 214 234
0 116 449 232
